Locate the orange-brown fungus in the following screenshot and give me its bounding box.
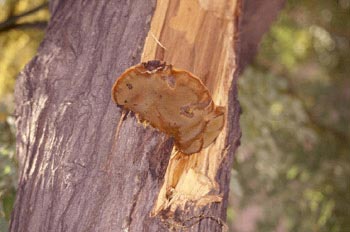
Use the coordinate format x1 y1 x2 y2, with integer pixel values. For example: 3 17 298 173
112 60 225 154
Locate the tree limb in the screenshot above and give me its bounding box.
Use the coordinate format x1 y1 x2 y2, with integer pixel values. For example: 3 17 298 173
0 2 48 33
0 21 48 33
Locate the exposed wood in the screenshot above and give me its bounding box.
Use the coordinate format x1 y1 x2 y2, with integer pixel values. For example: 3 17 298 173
141 0 239 220
10 0 285 231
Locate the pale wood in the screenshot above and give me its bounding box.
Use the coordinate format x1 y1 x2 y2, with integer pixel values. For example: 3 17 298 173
141 0 238 217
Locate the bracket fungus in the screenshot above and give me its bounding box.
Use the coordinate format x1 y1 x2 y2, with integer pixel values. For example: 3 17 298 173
112 60 225 154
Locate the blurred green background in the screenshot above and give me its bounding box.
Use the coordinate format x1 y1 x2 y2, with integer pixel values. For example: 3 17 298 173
0 0 349 231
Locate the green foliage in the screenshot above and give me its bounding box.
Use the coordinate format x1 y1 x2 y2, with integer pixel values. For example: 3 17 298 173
230 0 350 231
0 103 17 232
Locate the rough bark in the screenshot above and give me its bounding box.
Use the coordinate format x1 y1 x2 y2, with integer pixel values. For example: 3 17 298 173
10 0 285 231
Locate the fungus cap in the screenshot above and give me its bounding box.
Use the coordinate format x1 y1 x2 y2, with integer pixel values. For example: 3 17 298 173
112 60 225 154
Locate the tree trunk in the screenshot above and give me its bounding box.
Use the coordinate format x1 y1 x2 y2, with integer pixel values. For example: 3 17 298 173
10 0 284 231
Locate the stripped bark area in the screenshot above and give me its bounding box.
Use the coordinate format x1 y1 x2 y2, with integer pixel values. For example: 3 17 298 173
11 0 285 231
141 1 285 224
141 1 240 219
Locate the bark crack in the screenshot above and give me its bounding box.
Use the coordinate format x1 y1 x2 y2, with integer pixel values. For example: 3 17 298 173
122 171 148 231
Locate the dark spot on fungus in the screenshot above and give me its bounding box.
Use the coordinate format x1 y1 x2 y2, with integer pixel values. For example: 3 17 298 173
126 83 133 89
124 100 128 103
191 100 211 110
